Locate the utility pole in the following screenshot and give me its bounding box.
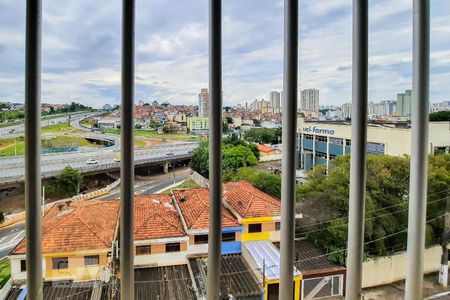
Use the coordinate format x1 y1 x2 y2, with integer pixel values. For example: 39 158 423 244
439 191 450 286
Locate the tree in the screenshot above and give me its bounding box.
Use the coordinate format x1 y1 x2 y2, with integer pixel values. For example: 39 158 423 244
297 154 450 264
244 128 276 144
190 140 259 178
430 111 450 121
229 167 281 198
135 124 142 129
253 119 261 127
55 166 83 197
225 116 233 124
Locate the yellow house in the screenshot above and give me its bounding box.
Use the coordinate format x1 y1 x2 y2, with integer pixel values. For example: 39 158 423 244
9 200 120 282
223 181 301 242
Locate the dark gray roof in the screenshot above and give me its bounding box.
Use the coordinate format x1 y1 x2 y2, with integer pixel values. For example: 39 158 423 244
189 254 264 300
5 281 100 300
274 240 345 274
134 265 196 300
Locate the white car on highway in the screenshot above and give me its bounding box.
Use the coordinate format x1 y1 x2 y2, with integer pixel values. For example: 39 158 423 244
165 152 174 156
86 159 98 165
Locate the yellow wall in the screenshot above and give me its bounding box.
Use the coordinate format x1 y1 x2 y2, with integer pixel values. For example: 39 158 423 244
44 250 110 281
241 217 279 242
263 277 302 300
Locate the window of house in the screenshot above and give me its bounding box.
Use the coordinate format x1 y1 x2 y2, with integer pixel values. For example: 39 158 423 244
316 135 327 142
248 223 262 233
222 232 236 242
330 137 343 145
345 139 351 146
166 242 181 253
52 257 68 270
275 222 281 231
84 255 100 265
136 245 151 255
194 234 209 244
20 260 26 272
314 151 327 159
304 134 314 140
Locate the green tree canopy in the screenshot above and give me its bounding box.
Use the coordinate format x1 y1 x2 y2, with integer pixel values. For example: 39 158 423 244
429 111 450 121
297 154 449 264
244 128 281 144
55 166 83 197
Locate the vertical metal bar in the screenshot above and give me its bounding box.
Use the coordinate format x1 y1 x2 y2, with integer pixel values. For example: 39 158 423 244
25 0 43 299
206 0 222 299
279 0 298 298
120 0 135 298
405 1 430 299
345 0 368 298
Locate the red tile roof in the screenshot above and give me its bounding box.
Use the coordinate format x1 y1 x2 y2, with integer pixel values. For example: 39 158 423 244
224 181 281 218
172 188 240 230
257 144 275 153
12 200 120 255
134 194 185 240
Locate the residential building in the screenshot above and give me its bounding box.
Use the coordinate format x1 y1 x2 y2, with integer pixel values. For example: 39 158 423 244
396 90 412 117
429 100 450 113
339 102 352 119
270 91 281 108
223 181 301 242
301 89 320 112
187 116 209 134
198 88 209 117
133 194 187 267
9 201 120 282
297 117 450 170
173 188 243 255
97 117 121 129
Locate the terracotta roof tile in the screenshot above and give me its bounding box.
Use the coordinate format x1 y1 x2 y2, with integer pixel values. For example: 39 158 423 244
257 144 275 153
224 181 281 218
172 188 240 230
12 200 120 255
134 194 185 240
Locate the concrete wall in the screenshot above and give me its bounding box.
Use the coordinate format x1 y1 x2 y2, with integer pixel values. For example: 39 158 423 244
189 171 209 187
361 246 443 288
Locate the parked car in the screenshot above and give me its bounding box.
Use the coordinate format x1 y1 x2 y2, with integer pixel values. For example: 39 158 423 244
86 159 98 165
165 152 174 156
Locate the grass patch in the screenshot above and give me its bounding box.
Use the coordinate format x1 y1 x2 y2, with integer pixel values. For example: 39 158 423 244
0 259 11 289
41 122 82 134
160 179 200 194
43 136 99 148
0 137 25 157
134 139 147 147
104 129 199 142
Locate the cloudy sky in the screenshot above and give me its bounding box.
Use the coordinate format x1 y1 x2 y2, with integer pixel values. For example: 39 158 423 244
0 0 449 108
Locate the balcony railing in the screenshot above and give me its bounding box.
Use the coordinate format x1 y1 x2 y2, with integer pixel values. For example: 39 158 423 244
22 0 430 299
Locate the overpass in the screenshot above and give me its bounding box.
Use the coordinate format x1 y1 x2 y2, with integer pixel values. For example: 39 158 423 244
0 142 196 187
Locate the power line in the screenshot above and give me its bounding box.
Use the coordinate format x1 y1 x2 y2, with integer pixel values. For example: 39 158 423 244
295 194 449 236
297 188 449 230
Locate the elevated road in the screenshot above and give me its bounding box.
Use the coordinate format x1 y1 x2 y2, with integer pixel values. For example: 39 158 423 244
0 142 196 186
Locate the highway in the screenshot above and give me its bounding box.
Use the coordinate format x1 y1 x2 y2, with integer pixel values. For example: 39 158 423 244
0 112 92 138
0 142 196 184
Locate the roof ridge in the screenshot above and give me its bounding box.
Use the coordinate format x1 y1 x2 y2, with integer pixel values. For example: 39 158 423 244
153 213 185 234
73 208 111 248
41 205 77 236
243 193 254 217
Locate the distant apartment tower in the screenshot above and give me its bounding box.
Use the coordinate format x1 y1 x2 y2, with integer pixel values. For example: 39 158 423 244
396 90 412 117
301 89 319 112
198 88 209 117
270 91 281 108
339 103 352 119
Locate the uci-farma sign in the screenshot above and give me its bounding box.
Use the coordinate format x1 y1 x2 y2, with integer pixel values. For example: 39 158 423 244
302 126 336 135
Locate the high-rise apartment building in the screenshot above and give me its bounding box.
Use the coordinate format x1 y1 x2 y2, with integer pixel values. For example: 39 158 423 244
301 89 320 112
270 91 281 108
198 88 209 117
396 90 412 117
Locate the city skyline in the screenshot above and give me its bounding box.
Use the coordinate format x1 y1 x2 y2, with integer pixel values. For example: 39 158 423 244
0 0 449 108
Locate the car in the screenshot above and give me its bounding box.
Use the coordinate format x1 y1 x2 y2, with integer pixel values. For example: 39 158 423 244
114 155 121 162
86 159 98 165
165 152 174 156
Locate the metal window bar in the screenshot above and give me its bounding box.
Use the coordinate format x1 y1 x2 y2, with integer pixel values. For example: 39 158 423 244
405 1 430 299
25 0 43 299
120 0 135 299
279 0 298 299
206 0 223 298
345 0 368 299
